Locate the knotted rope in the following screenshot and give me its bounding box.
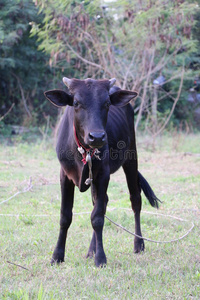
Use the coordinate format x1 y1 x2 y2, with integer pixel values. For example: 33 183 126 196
74 125 101 185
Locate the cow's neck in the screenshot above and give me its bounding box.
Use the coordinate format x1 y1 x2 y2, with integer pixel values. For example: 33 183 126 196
73 123 87 148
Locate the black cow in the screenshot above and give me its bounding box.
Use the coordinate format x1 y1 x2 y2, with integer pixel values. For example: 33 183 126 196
44 77 160 267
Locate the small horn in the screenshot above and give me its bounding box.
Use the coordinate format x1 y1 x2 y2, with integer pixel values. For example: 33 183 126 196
63 77 72 88
109 78 116 88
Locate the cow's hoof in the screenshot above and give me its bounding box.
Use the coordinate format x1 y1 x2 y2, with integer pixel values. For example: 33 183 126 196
134 238 145 253
51 250 64 265
95 253 107 267
50 257 64 266
86 251 95 259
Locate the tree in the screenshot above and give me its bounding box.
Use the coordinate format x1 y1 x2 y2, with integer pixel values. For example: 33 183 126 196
32 0 199 132
0 0 56 127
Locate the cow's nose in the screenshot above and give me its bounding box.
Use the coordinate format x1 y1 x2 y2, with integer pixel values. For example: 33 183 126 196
88 131 106 147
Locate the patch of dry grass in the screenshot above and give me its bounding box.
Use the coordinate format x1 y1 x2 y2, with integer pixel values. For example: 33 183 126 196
0 133 199 299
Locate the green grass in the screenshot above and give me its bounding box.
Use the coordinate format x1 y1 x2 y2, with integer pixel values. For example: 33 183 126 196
0 133 200 299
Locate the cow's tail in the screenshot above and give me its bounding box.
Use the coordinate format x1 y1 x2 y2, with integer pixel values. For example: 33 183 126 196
138 171 161 208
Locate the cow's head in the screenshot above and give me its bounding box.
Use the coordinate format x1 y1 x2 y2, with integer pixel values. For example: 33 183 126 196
44 78 137 148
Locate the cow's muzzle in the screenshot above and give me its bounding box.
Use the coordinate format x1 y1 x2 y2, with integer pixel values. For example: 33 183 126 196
87 131 107 148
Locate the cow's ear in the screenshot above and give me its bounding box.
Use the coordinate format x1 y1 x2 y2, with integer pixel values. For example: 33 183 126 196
44 90 73 107
110 90 138 107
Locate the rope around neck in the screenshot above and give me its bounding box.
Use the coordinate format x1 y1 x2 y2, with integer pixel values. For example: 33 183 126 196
85 153 93 185
73 125 100 166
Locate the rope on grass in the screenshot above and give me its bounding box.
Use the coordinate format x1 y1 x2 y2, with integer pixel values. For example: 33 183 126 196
104 209 195 244
0 174 195 244
0 212 91 217
0 207 194 244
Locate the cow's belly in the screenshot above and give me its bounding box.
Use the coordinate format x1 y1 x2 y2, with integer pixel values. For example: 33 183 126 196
108 141 131 174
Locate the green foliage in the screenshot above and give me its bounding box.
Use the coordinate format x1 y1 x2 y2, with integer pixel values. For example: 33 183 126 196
0 0 58 127
32 0 200 131
0 0 200 130
32 0 198 76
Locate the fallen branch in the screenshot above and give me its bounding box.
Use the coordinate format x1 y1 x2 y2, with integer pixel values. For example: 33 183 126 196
184 152 200 157
1 160 24 167
7 260 30 271
0 178 33 205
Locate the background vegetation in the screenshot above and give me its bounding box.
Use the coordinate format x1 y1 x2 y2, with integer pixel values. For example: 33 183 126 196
0 0 200 134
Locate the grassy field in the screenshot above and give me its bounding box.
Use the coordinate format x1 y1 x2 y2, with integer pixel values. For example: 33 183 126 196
0 132 200 299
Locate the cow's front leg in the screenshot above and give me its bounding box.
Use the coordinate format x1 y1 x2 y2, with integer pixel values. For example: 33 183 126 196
51 168 74 265
86 194 109 259
90 172 109 267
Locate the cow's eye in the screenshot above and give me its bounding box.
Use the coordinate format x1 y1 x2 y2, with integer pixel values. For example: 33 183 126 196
105 100 111 109
73 99 79 108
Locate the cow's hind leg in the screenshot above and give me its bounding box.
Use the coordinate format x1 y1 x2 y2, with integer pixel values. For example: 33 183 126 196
86 231 96 259
51 168 74 265
86 194 108 259
123 160 145 253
